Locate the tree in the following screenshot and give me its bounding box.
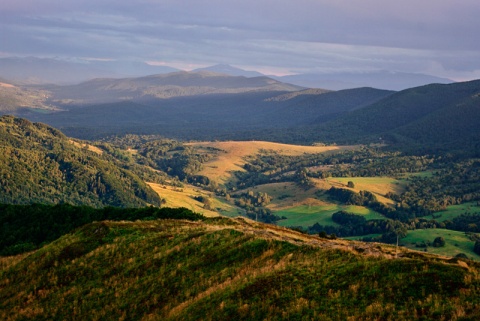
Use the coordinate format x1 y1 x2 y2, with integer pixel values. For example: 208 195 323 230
474 241 480 256
347 181 355 188
432 236 446 247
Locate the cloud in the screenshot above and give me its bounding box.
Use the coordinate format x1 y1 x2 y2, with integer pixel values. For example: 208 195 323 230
1 0 479 79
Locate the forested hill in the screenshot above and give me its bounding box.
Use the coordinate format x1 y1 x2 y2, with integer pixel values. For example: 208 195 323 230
311 79 480 152
0 115 161 207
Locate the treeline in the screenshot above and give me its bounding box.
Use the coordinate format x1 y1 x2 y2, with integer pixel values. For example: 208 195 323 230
0 203 204 256
101 135 216 183
326 187 432 222
306 211 406 243
232 191 281 223
233 147 436 190
444 213 480 233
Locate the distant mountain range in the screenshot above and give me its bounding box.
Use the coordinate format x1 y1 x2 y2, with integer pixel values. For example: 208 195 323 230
0 57 179 85
0 56 454 90
310 79 480 151
0 58 478 154
40 71 303 106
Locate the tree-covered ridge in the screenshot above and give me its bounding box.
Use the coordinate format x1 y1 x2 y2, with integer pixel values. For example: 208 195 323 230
0 203 203 256
0 115 161 207
310 79 480 152
1 217 479 320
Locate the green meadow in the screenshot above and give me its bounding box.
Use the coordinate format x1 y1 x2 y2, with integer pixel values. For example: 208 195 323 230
432 202 480 222
276 204 385 228
401 228 479 260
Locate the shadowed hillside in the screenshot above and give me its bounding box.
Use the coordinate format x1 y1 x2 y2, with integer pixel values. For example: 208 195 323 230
311 79 480 152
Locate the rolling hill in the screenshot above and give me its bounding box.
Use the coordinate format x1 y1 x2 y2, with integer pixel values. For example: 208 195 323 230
0 115 161 207
25 84 392 141
302 79 480 151
1 216 479 320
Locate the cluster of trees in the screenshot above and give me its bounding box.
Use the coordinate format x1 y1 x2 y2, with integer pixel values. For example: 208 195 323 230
0 203 204 256
396 160 480 211
444 213 480 233
232 191 281 223
306 211 407 243
102 135 216 183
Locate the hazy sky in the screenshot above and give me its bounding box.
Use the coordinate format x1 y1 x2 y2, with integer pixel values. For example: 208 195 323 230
1 0 480 80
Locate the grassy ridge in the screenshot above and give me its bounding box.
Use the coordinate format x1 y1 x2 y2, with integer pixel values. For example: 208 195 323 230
1 218 480 320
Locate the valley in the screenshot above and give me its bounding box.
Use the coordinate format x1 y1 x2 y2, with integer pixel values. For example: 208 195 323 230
1 71 480 320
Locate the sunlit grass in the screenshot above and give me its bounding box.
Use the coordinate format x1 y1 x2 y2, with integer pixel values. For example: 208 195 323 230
276 204 384 227
402 228 479 260
432 202 480 222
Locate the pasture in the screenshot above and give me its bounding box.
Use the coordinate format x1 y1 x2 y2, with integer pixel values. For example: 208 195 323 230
432 202 480 222
276 204 385 228
401 228 479 260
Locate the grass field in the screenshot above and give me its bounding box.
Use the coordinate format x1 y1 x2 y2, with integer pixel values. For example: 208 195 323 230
401 228 479 260
147 182 229 217
275 204 385 228
325 176 405 205
431 202 480 222
187 141 358 184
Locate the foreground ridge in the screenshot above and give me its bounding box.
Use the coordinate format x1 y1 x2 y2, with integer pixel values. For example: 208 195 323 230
1 217 480 320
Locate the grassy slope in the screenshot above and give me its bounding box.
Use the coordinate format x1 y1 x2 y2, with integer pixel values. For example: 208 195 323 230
276 204 385 228
187 141 358 184
147 182 235 218
402 229 478 259
433 202 480 222
1 218 479 320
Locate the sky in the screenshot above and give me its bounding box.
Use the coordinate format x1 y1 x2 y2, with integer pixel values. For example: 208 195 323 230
1 0 480 80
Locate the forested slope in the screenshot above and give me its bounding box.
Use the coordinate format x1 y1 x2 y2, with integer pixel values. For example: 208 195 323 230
312 79 480 151
0 115 161 207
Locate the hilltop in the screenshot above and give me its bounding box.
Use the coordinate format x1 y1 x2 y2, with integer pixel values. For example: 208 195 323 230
1 216 479 320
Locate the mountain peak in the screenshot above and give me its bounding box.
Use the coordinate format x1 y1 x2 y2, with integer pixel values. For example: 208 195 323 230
193 64 264 78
